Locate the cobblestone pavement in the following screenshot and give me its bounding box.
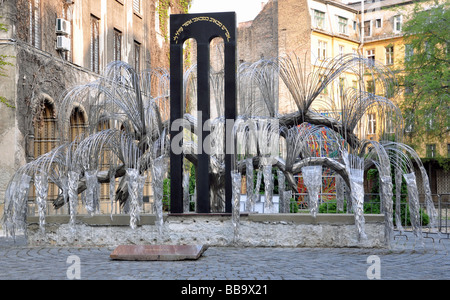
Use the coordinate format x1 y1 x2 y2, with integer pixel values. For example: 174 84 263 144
0 231 448 281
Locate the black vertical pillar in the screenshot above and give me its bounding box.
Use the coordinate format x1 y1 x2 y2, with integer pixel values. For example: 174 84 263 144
170 12 236 214
196 40 211 213
169 26 184 214
224 30 237 213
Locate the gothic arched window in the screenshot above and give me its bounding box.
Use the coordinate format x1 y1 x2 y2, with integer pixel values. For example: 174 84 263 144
34 101 57 158
69 106 87 142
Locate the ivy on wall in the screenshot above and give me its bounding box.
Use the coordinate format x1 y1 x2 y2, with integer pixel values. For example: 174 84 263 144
421 158 450 172
0 17 15 108
157 0 191 42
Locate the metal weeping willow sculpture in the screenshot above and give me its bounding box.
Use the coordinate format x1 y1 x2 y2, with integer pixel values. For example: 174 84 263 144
2 14 437 247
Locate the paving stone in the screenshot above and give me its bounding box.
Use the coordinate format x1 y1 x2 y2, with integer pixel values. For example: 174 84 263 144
0 232 448 280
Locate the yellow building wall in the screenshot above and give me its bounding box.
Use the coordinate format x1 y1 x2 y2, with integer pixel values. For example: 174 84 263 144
311 31 359 62
363 36 449 158
310 31 360 111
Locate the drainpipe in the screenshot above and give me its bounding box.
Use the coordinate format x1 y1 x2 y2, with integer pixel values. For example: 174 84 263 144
325 2 334 57
358 0 365 134
359 0 365 55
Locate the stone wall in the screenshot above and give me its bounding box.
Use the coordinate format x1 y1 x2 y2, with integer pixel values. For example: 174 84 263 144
236 0 314 115
0 42 21 202
27 214 387 248
237 0 278 63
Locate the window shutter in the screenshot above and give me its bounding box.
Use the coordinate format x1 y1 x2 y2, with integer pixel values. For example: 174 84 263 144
133 0 141 13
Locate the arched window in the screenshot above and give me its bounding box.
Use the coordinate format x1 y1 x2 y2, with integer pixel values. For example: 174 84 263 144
34 101 57 157
70 106 87 142
32 100 59 210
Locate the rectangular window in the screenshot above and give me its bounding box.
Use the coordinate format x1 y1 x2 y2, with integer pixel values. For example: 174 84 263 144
366 80 375 94
368 113 377 135
404 76 414 95
425 41 432 59
339 45 345 56
339 77 345 99
314 10 325 29
319 75 328 94
113 29 122 61
426 144 436 158
405 109 414 133
338 16 348 34
29 0 41 48
405 44 414 62
394 15 402 32
133 0 141 14
367 49 375 62
134 41 141 73
385 46 394 65
425 111 435 132
90 15 100 74
375 18 382 28
385 115 395 134
364 20 372 37
447 106 450 131
318 40 327 60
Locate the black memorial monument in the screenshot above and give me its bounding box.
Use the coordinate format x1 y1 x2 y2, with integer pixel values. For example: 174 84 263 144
169 12 237 214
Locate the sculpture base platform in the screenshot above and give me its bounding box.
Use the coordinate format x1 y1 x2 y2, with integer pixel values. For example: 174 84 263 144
26 214 387 248
110 244 208 261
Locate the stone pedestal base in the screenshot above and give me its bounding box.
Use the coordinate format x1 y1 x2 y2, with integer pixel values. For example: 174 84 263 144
26 213 387 248
110 244 207 261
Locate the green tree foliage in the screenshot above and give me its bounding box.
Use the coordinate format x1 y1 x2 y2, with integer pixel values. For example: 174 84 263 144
400 1 449 141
